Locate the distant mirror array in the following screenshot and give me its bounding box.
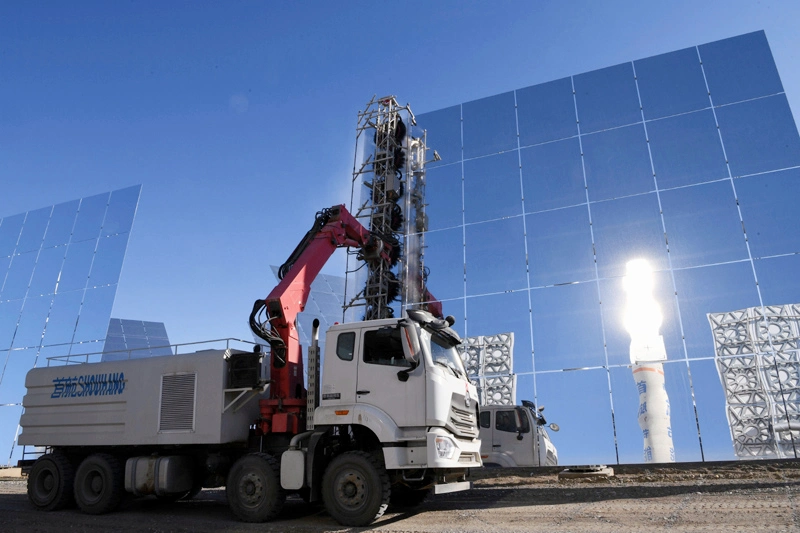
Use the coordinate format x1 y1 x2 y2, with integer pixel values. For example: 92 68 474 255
0 186 141 464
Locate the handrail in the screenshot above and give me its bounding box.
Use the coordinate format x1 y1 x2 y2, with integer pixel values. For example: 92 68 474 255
45 338 260 366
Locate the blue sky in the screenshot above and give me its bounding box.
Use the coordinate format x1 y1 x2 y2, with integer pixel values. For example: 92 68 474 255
2 0 799 344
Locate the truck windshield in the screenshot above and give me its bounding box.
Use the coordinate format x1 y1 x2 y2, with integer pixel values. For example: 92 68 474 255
425 331 468 380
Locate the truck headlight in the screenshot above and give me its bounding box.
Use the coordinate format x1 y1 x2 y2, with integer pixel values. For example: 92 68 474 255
435 436 457 459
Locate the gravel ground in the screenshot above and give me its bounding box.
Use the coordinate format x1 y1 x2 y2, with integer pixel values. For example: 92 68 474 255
2 462 799 532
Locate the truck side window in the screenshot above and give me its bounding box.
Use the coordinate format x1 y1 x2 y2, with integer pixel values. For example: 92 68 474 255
363 328 410 367
479 411 490 429
336 332 355 361
495 410 517 433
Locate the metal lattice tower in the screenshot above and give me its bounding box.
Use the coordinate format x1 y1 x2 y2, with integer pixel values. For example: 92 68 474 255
345 95 434 321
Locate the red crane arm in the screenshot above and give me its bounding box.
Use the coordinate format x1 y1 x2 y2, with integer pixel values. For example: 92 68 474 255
249 205 383 403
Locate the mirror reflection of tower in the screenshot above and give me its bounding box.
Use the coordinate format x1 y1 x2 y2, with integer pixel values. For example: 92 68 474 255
623 259 675 463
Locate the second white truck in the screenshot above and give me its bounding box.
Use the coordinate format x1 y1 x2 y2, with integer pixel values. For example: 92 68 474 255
479 400 559 467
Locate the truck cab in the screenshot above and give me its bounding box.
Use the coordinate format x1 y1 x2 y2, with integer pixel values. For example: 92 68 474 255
313 309 482 473
478 401 559 467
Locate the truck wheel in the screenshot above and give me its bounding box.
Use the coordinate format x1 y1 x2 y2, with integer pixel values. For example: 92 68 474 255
28 453 74 511
73 454 124 515
322 451 390 527
226 453 285 522
389 483 431 508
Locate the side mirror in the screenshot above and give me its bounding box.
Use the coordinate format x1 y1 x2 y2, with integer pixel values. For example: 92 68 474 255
516 432 524 441
401 321 421 365
397 370 410 383
549 423 560 432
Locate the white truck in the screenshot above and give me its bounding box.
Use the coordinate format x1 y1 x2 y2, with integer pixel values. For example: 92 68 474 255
479 400 559 467
18 205 481 526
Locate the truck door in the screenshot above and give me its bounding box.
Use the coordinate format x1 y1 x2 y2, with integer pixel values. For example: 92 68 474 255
355 325 425 428
492 407 537 466
320 330 359 407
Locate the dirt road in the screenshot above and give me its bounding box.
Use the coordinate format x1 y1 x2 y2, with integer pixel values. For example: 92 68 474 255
2 463 799 532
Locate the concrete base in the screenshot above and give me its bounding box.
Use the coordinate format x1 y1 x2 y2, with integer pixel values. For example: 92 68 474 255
0 467 22 479
558 465 615 480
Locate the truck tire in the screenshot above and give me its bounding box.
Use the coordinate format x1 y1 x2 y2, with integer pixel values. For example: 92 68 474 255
322 451 390 526
73 454 124 515
28 453 75 511
226 453 285 522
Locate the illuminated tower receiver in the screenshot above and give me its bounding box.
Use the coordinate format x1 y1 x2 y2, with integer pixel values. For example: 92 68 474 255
623 259 675 463
400 121 437 314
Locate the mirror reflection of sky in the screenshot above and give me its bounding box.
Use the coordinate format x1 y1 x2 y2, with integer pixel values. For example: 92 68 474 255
0 186 141 463
415 31 800 465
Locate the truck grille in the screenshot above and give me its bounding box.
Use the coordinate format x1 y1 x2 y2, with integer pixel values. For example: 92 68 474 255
449 405 479 438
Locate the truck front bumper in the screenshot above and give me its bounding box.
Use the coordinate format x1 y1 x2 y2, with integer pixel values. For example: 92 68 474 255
426 427 482 469
434 480 472 494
